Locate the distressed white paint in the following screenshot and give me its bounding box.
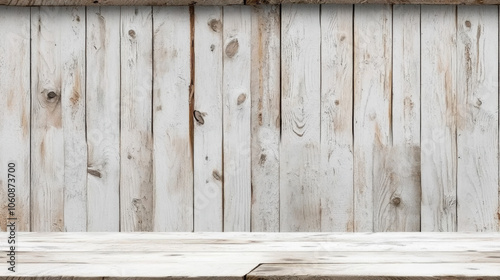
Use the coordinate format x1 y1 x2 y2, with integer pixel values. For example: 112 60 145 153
223 6 252 232
280 4 321 232
86 6 121 232
153 6 193 231
193 6 224 232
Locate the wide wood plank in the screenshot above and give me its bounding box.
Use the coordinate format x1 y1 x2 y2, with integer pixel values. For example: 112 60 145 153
120 6 154 232
247 263 500 279
380 4 421 231
0 7 30 232
353 4 392 232
86 6 121 232
250 5 281 232
421 5 457 232
223 6 252 232
319 4 354 232
280 4 321 232
193 6 224 232
456 5 499 232
153 6 193 232
31 7 86 232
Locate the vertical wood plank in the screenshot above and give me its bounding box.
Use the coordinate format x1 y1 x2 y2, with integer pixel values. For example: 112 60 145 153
0 7 30 231
31 7 86 232
86 6 121 231
223 6 252 232
120 7 154 232
457 6 499 232
280 4 321 232
378 4 421 232
250 5 281 232
421 5 457 232
319 4 354 232
153 6 193 232
353 4 392 232
193 6 223 232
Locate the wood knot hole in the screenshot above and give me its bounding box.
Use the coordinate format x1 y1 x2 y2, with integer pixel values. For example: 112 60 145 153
237 93 246 105
208 19 222 33
391 197 401 206
465 20 471 28
225 39 239 58
47 91 58 100
193 110 205 125
128 29 136 38
212 170 222 181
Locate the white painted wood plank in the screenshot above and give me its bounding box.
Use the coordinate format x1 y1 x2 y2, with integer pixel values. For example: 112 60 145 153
86 7 121 232
31 7 86 232
223 6 252 232
248 263 500 279
193 6 224 232
0 7 31 232
250 5 281 232
456 5 499 232
153 6 193 232
319 4 354 232
353 4 392 232
421 5 457 232
280 4 321 232
120 7 154 232
377 4 421 232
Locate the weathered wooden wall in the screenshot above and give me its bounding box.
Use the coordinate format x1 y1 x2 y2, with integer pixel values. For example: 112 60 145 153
0 5 499 232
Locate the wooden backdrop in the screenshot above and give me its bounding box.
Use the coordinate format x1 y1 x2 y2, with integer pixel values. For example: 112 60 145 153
0 4 499 232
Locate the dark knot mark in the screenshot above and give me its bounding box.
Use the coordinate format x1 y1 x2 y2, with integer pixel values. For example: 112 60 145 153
391 197 401 206
87 168 102 178
208 19 222 33
194 110 205 125
225 39 239 58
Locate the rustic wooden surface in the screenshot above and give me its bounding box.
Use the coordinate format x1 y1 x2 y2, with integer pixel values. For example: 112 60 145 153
0 5 500 233
2 0 500 6
0 232 499 278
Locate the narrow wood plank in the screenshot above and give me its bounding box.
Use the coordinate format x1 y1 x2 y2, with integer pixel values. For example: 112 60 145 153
250 5 281 232
319 4 354 232
86 6 121 232
421 5 457 232
280 4 321 232
153 6 193 231
0 6 30 231
193 6 223 232
120 6 154 232
223 6 252 232
353 4 392 232
376 4 421 232
2 0 500 6
31 7 86 232
247 263 500 279
456 5 499 231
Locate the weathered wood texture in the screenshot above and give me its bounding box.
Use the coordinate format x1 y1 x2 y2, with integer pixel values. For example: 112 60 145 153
1 5 500 233
0 232 499 279
2 0 500 6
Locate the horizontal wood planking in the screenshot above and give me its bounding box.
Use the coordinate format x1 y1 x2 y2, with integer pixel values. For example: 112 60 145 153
2 0 500 5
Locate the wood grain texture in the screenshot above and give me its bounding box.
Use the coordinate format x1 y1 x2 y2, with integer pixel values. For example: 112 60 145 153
247 263 500 279
319 4 354 232
421 5 457 232
31 7 86 232
153 6 193 231
223 6 252 232
280 4 321 232
378 4 421 232
1 0 499 6
120 7 154 232
0 6 30 232
193 6 224 232
353 4 392 232
86 7 121 232
456 5 499 232
250 5 281 232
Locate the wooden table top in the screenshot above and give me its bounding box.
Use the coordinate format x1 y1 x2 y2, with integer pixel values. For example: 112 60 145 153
1 232 499 279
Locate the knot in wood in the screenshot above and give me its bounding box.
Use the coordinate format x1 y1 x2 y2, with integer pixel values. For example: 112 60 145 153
47 91 57 99
128 29 136 38
225 39 239 58
237 93 246 105
208 19 222 33
193 110 205 125
391 197 401 206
